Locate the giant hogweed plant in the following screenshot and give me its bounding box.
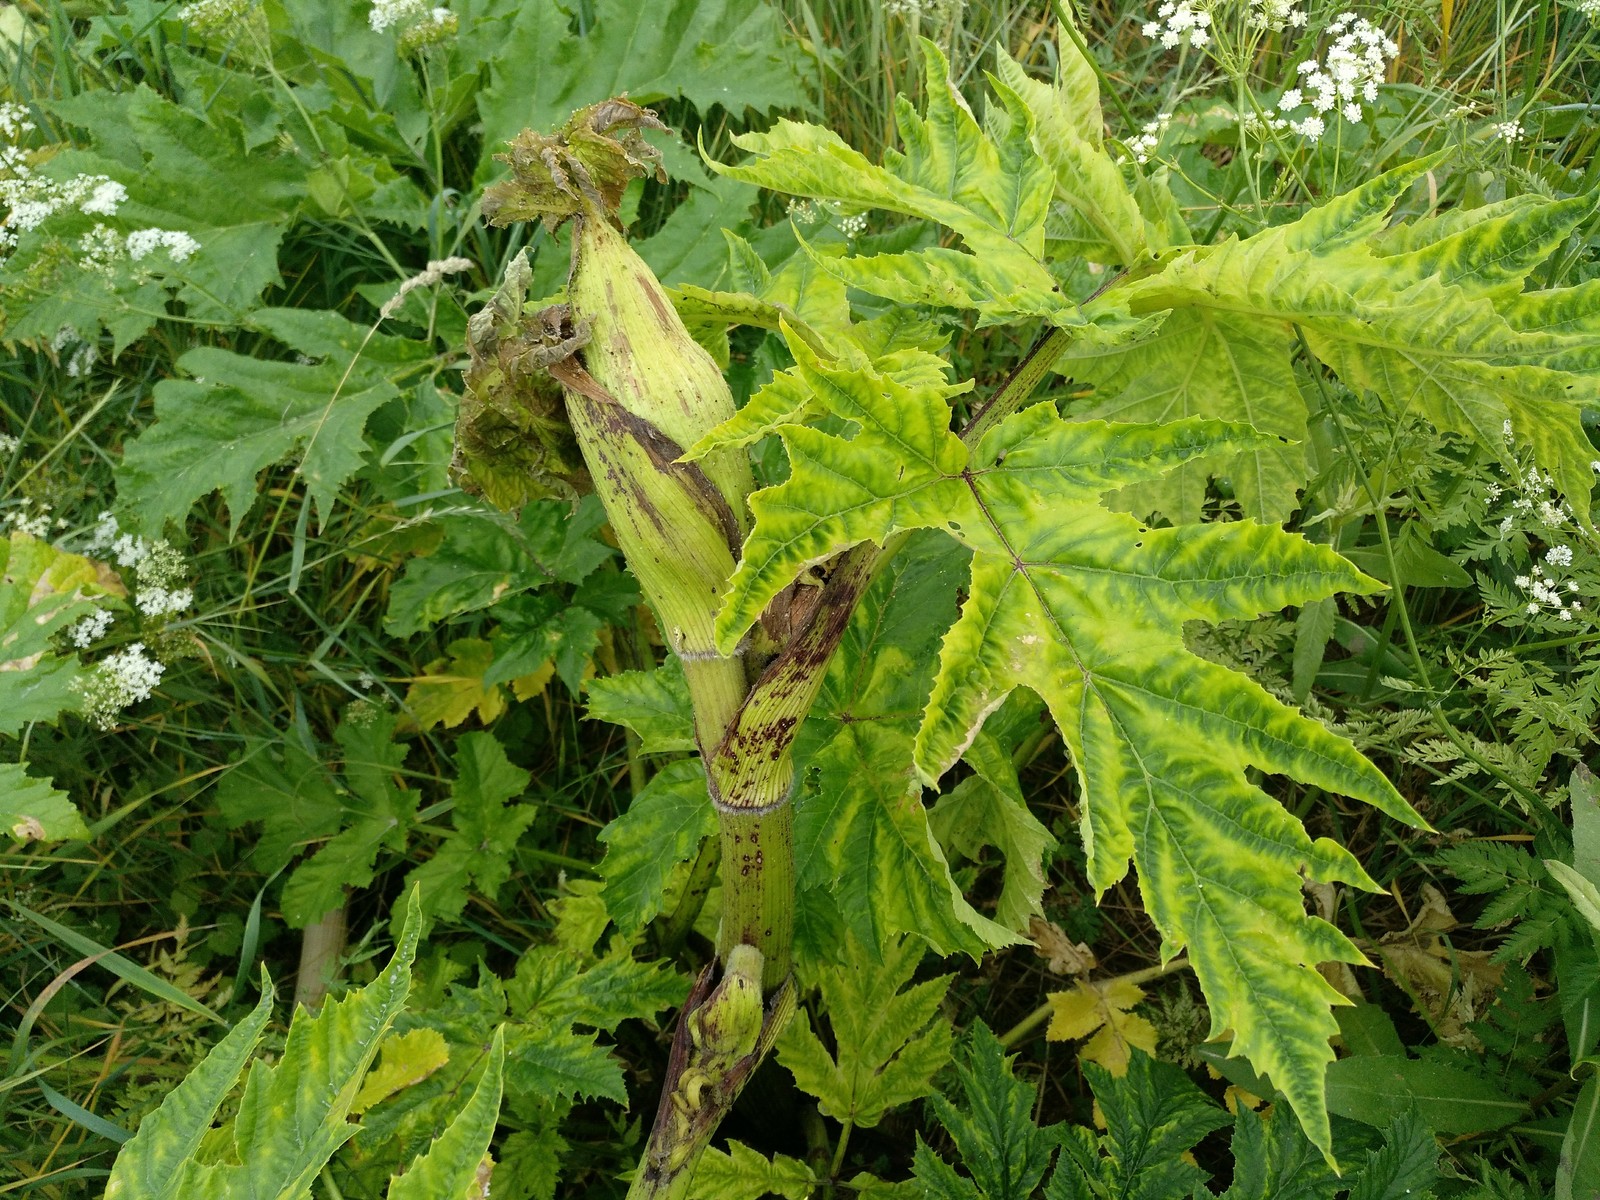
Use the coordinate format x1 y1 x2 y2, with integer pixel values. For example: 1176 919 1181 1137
97 18 1600 1200
459 20 1600 1193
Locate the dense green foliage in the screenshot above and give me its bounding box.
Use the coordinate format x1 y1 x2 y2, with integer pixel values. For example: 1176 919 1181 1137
3 0 1599 1197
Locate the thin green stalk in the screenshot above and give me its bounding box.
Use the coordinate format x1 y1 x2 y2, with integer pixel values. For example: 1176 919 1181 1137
657 835 721 957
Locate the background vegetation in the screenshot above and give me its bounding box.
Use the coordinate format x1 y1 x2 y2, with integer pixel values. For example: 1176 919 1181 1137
2 0 1598 1196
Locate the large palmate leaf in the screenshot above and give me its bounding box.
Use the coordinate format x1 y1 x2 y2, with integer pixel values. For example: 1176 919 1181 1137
713 329 1423 1152
716 42 1069 325
1085 168 1600 522
104 892 427 1200
475 0 808 181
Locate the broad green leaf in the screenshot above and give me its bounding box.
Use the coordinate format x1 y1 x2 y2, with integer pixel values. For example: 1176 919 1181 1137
403 637 511 730
586 659 696 754
597 759 715 936
387 1027 504 1200
719 322 1413 1149
1 763 89 843
116 349 399 536
509 943 688 1033
913 1022 1060 1200
929 729 1056 933
716 43 1070 325
1050 1051 1230 1200
281 711 416 927
1321 1055 1526 1134
403 732 535 927
218 734 344 876
1556 1071 1600 1200
689 1142 817 1200
802 721 1014 958
776 933 953 1128
1059 306 1306 522
475 0 808 181
105 891 423 1200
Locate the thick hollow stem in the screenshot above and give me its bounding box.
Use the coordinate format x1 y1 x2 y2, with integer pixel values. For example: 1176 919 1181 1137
293 902 347 1011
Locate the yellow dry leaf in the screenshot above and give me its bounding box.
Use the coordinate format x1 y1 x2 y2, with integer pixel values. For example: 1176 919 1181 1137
352 1027 450 1114
1379 883 1502 1047
1047 978 1159 1076
1223 1084 1265 1114
403 638 506 730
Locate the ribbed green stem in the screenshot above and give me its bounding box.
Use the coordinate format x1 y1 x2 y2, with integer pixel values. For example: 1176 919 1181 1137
713 802 795 986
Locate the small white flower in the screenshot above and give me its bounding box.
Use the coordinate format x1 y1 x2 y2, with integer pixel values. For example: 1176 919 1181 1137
70 608 115 648
73 642 166 728
1546 545 1574 568
1493 119 1525 143
1279 88 1304 111
0 433 18 455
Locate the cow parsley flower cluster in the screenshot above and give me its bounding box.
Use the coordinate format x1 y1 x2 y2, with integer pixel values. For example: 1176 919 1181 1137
1142 1 1213 49
3 499 62 538
1513 562 1583 620
71 607 115 648
74 643 166 729
1493 119 1525 143
369 0 457 51
84 514 195 621
1272 13 1397 140
1127 113 1173 163
0 433 18 456
1248 0 1308 30
1575 0 1600 24
179 0 259 35
2 102 130 267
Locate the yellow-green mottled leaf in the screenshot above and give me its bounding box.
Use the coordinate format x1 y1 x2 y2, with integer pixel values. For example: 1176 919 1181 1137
689 1142 816 1200
353 1029 451 1114
1 763 88 843
387 1028 503 1200
105 892 423 1200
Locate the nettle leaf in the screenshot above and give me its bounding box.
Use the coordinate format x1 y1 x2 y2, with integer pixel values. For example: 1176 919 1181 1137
402 732 535 927
720 327 1421 1150
1102 168 1600 522
1 762 89 844
777 933 953 1128
913 1023 1060 1200
597 759 715 937
105 892 425 1200
1051 1051 1230 1200
716 42 1072 325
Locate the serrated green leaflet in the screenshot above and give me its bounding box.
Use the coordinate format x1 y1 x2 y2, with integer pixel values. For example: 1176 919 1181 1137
776 934 952 1128
387 1027 503 1200
689 1142 816 1199
104 891 423 1200
912 1023 1059 1200
715 42 1071 325
1101 178 1600 523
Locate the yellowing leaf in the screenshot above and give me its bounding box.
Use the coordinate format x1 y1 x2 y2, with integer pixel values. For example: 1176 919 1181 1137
352 1027 450 1114
404 638 506 730
1047 978 1159 1076
511 660 557 701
